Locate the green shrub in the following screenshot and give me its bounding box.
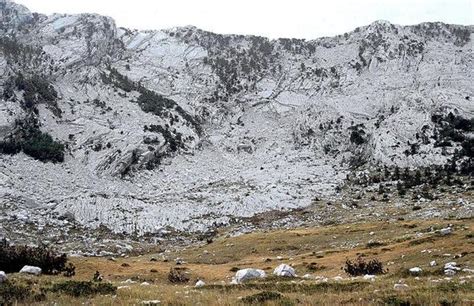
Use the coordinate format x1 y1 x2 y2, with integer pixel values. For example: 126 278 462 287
241 291 282 304
383 296 411 306
343 257 386 276
168 267 190 283
0 139 22 155
22 131 64 162
49 281 116 297
0 239 71 274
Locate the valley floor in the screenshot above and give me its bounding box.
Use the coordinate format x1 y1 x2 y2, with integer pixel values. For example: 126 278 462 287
4 218 474 305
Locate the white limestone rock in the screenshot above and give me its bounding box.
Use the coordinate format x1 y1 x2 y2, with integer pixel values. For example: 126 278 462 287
234 268 266 284
19 265 42 276
273 264 296 277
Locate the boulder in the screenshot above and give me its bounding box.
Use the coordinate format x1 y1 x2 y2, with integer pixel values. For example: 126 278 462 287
439 228 452 236
141 300 161 305
273 264 296 277
409 267 422 275
0 271 7 283
443 262 460 276
19 265 42 275
234 268 266 283
444 269 456 276
363 274 376 281
195 280 205 287
444 262 459 270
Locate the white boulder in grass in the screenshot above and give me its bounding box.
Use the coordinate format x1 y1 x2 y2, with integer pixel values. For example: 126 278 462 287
444 262 460 270
394 283 409 290
444 262 460 276
19 265 42 275
439 227 452 236
195 280 205 287
141 300 161 305
409 267 422 275
363 275 376 281
234 268 266 284
0 271 7 283
273 264 296 277
444 269 456 277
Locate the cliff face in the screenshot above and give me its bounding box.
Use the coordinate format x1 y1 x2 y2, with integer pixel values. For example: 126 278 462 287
0 1 472 238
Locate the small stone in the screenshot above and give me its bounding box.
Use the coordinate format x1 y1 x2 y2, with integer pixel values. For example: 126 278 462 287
117 286 131 290
141 300 161 305
195 280 205 287
444 269 456 276
122 279 137 284
409 267 422 275
439 228 452 236
363 275 376 281
394 283 409 290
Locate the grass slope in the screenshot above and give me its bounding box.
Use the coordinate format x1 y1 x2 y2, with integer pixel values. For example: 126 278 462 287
2 219 473 305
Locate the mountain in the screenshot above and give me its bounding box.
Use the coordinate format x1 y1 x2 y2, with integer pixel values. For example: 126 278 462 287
0 0 472 248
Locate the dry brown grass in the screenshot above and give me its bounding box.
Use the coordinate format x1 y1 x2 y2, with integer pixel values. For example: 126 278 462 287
3 218 473 305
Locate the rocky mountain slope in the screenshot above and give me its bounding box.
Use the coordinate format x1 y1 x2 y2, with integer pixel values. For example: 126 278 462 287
0 0 472 245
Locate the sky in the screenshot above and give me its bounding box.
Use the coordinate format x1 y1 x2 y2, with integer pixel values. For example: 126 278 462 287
14 0 474 39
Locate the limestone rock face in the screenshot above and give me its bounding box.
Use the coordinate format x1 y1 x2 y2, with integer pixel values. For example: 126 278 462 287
0 1 472 240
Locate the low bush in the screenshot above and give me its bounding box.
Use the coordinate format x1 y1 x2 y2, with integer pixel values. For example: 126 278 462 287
0 239 71 274
63 263 76 277
48 281 116 297
241 291 283 304
343 257 386 276
22 131 64 162
383 296 411 306
168 268 190 283
0 127 64 163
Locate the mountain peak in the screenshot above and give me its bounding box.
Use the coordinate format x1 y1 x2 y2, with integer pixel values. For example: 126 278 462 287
370 20 393 26
0 0 33 31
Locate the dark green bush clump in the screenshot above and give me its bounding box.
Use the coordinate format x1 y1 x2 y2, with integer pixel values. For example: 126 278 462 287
49 281 116 297
343 257 386 276
348 124 367 145
21 131 65 162
0 121 64 163
168 268 190 283
383 296 412 306
15 74 58 108
241 291 282 304
0 239 71 274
